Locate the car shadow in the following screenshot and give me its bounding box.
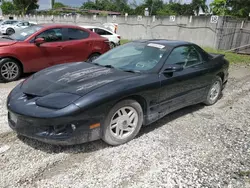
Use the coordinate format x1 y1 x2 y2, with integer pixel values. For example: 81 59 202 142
137 103 204 138
17 103 205 154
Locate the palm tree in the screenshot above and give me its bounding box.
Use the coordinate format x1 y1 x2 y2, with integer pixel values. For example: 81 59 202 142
192 0 208 15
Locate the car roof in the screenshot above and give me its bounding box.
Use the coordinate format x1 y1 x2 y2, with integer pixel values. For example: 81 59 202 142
82 25 115 32
132 39 193 48
37 23 83 28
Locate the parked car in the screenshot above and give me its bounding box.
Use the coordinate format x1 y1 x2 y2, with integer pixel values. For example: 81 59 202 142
0 20 19 34
0 23 110 82
81 25 121 48
0 21 35 35
7 40 229 146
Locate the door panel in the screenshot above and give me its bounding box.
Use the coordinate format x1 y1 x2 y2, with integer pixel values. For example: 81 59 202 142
16 43 53 72
39 42 67 65
35 28 66 66
59 28 92 63
159 45 212 117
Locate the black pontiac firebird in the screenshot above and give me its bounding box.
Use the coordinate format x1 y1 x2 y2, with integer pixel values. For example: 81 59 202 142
7 40 229 146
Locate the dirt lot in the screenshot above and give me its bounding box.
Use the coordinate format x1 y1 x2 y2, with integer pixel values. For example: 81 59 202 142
0 64 250 188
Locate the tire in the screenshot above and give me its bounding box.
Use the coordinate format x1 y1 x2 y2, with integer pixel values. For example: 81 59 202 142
102 99 143 146
204 76 222 106
110 42 116 49
6 28 15 35
87 53 100 63
0 58 22 82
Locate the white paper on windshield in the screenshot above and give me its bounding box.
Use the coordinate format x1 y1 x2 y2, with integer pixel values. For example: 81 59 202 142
147 43 165 49
20 32 27 36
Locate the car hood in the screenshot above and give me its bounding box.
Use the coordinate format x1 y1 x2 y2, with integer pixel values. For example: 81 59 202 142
21 62 137 97
0 38 17 47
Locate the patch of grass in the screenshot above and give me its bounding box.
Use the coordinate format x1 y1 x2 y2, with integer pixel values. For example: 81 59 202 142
237 171 250 178
119 40 250 64
120 39 130 45
202 47 250 64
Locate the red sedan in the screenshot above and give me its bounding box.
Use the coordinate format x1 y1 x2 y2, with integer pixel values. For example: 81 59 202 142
0 24 111 82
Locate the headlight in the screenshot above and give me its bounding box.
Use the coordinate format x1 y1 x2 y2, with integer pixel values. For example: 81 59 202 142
36 93 81 109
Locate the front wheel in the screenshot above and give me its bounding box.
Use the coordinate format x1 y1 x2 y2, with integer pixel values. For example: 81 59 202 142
204 76 222 106
0 58 21 82
102 100 143 146
109 42 116 49
6 28 15 35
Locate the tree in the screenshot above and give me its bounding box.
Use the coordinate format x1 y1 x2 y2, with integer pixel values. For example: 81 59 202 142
210 0 228 15
13 0 39 15
1 1 16 15
81 1 98 10
228 0 250 18
81 0 133 14
191 0 207 15
157 3 194 16
210 0 250 18
53 2 67 9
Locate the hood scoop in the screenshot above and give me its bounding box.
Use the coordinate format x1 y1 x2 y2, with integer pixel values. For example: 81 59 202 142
23 92 38 100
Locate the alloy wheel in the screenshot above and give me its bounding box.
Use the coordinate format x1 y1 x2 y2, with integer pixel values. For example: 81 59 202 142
1 62 19 80
209 81 221 102
109 106 139 139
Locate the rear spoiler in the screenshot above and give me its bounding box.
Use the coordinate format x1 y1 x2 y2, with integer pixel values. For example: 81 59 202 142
208 53 225 59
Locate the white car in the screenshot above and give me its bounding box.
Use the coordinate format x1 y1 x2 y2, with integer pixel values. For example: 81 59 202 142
81 25 121 48
0 21 35 35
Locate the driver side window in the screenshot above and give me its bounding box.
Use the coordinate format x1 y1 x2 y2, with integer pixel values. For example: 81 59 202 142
166 46 202 68
36 28 63 42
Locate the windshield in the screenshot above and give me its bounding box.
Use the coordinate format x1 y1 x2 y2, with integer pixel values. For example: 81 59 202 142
9 25 43 41
93 42 168 72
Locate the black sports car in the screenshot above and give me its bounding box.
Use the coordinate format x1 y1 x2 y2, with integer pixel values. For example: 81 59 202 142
7 40 229 146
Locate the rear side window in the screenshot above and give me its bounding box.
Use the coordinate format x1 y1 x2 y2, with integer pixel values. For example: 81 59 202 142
68 28 89 40
95 28 112 35
3 21 18 25
166 46 202 68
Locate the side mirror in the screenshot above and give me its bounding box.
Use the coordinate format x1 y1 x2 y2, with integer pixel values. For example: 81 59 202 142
163 64 183 73
34 38 45 46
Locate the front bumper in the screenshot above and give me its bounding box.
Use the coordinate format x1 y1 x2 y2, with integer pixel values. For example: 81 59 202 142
8 111 101 145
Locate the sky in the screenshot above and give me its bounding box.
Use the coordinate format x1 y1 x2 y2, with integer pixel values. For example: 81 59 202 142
38 0 214 10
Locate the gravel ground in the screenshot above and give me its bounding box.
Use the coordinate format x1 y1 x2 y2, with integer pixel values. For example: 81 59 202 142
0 64 250 188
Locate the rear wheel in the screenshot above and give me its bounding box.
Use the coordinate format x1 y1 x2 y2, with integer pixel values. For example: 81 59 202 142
110 42 116 49
102 99 143 146
87 53 100 62
204 76 222 105
0 58 22 82
6 28 15 35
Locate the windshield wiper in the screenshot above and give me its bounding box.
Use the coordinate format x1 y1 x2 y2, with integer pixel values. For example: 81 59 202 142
122 69 141 73
1 36 14 40
103 65 115 69
92 63 115 69
92 62 101 66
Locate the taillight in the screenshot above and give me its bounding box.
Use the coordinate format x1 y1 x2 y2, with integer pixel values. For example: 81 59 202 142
117 36 121 39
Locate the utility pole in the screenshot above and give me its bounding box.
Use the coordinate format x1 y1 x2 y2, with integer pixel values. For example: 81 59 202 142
223 0 227 16
150 0 155 16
